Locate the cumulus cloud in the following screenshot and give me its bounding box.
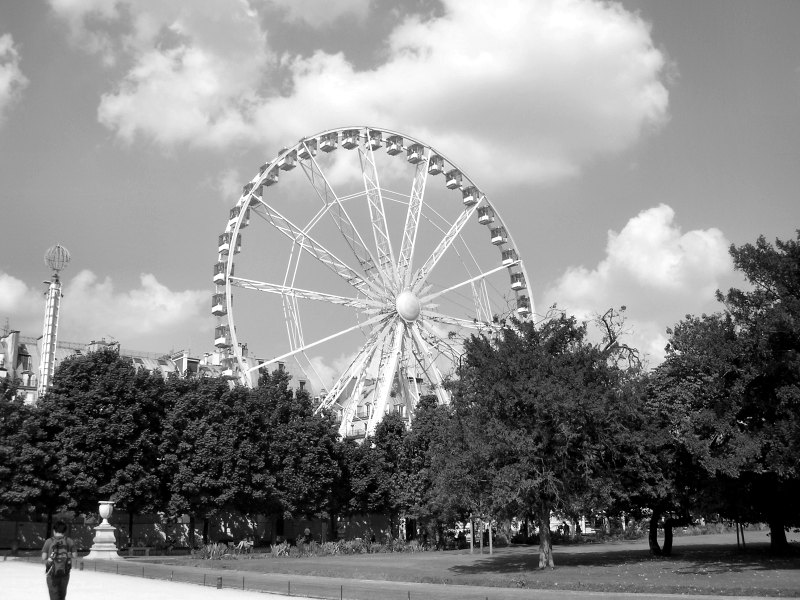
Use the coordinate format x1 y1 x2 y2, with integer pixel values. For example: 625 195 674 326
268 0 371 27
0 272 42 327
0 34 29 125
50 0 669 186
306 351 359 392
0 269 208 353
212 166 245 201
542 205 735 363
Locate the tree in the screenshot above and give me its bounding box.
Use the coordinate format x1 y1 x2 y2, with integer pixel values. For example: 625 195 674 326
342 413 407 538
38 348 167 527
160 376 277 544
253 368 341 523
718 234 800 551
448 313 641 567
652 232 800 554
401 395 453 543
0 379 47 518
646 314 757 555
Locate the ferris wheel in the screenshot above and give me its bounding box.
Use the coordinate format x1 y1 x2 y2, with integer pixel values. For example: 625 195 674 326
213 126 533 439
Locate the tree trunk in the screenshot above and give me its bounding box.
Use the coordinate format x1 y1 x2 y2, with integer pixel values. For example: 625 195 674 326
129 511 135 547
538 503 554 569
202 517 209 544
478 518 484 554
469 516 474 554
188 514 196 549
648 510 662 556
768 517 789 554
488 518 493 555
662 517 674 557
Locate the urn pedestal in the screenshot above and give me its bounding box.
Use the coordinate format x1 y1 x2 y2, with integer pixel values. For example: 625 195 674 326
84 500 122 560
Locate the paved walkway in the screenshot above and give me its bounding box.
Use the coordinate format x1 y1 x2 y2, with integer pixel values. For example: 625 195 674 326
1 557 780 600
2 559 282 599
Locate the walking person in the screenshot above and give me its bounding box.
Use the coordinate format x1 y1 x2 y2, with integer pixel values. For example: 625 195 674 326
41 520 78 600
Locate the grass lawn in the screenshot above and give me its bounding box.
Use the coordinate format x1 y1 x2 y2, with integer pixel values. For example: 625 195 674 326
158 531 800 597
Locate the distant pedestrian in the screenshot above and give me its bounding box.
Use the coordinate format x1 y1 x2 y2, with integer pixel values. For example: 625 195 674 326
41 520 78 600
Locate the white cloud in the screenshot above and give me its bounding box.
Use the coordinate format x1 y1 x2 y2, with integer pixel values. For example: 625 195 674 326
51 0 669 186
268 0 371 27
306 351 358 391
0 272 42 327
0 269 208 353
542 205 736 364
0 34 29 126
213 167 245 201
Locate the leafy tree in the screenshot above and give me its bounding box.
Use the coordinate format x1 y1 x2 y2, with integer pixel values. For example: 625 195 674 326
652 232 800 554
38 348 167 527
0 380 46 518
401 395 453 542
449 313 642 568
254 368 341 522
722 234 800 552
430 392 496 545
341 413 407 537
160 376 276 544
646 314 757 555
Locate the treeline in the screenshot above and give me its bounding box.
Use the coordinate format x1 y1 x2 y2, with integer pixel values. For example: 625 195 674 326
1 233 798 565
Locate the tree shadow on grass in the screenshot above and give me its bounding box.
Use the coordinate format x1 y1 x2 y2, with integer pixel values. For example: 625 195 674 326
447 542 800 575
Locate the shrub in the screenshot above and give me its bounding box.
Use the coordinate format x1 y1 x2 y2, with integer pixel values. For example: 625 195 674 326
271 541 291 557
195 542 231 560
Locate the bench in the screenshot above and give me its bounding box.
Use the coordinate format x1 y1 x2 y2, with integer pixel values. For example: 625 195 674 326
128 546 153 556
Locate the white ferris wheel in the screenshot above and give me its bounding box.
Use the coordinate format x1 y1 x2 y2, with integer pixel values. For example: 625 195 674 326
213 126 533 439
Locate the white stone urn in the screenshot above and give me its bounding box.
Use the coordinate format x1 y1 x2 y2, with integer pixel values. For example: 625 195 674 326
98 500 114 525
85 500 122 561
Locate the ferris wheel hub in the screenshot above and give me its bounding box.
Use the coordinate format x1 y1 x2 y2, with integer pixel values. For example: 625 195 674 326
395 290 421 322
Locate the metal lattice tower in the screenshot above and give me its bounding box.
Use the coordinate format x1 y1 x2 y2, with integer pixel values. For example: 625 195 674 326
38 244 70 398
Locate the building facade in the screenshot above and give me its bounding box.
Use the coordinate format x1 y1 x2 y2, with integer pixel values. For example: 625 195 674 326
0 329 314 404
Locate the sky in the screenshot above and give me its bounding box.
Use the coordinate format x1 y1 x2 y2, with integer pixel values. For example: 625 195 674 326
1 0 799 376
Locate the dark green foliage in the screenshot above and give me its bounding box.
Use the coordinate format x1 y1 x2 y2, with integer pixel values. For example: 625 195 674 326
439 314 643 567
159 376 277 522
401 395 452 527
37 348 167 516
0 380 47 517
253 368 341 520
646 232 800 554
341 414 405 520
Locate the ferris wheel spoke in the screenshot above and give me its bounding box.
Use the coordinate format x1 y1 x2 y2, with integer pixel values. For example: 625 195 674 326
321 321 393 438
397 154 429 288
367 319 406 433
421 310 490 330
419 262 518 305
410 202 483 293
408 322 450 405
250 198 383 298
230 276 380 310
244 312 388 375
299 155 392 290
359 142 398 287
316 318 393 412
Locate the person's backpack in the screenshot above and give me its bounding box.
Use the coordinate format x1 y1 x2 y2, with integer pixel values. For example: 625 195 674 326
49 539 71 577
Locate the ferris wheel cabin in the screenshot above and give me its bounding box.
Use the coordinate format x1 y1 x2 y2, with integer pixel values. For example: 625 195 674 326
211 293 227 317
406 143 424 164
298 139 317 159
386 135 403 155
445 169 463 190
320 132 338 152
341 129 360 149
